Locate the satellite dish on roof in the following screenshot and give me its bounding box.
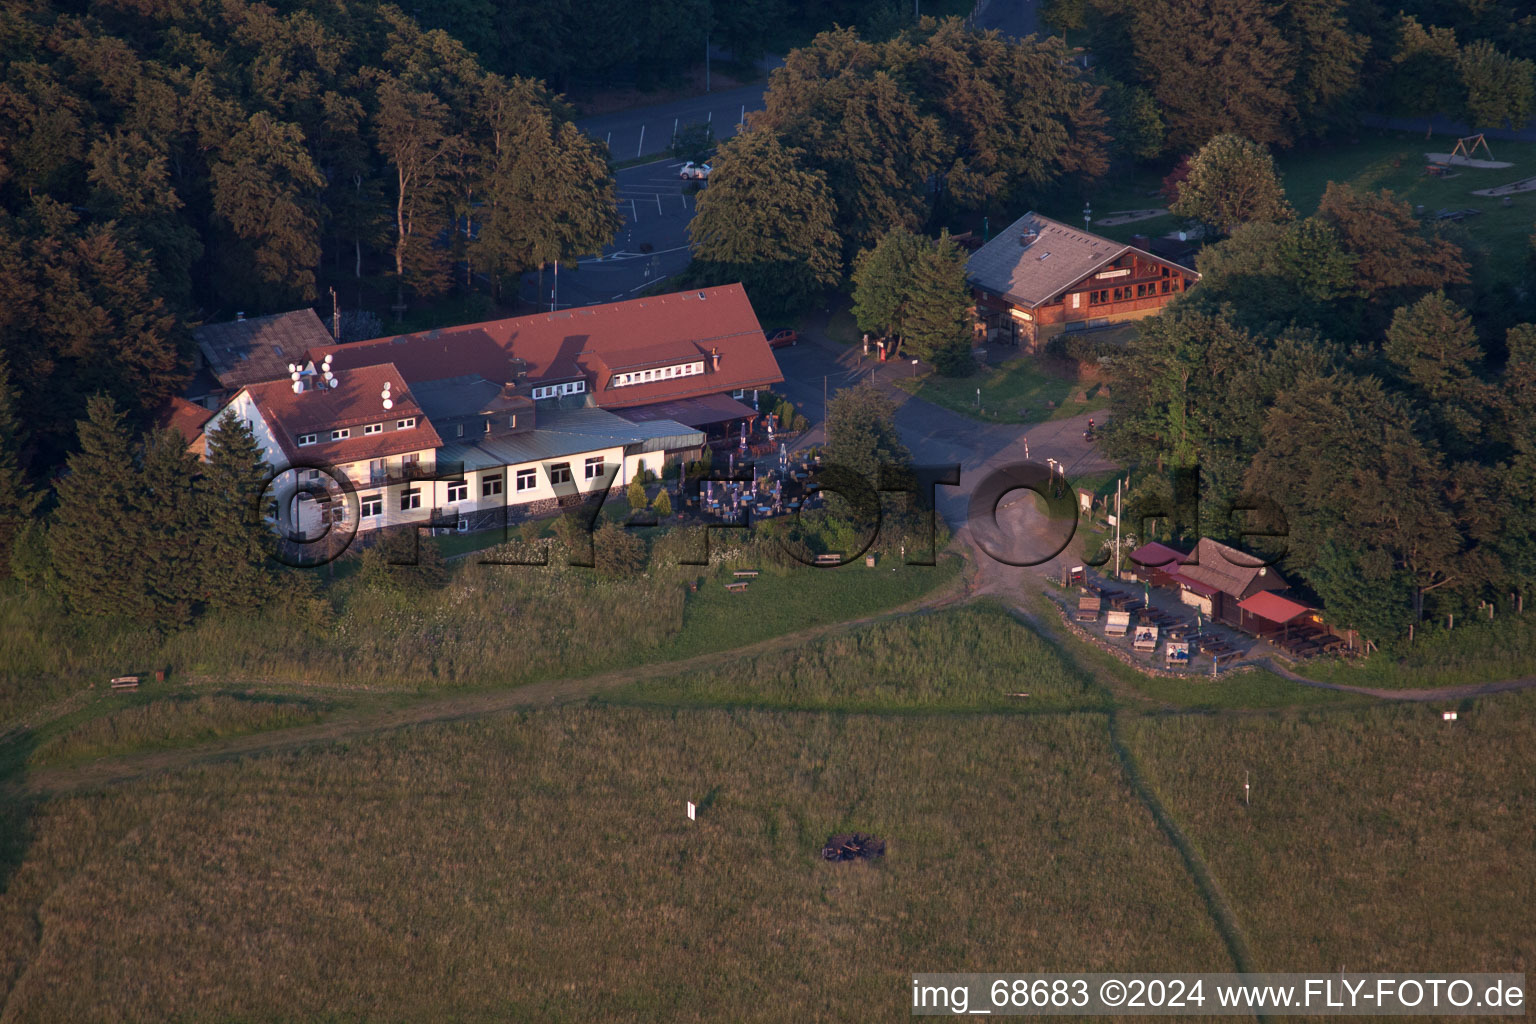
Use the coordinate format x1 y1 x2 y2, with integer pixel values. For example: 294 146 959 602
382 398 393 410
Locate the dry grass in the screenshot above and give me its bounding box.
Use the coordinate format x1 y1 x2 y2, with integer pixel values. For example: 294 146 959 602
27 694 333 769
611 600 1106 713
0 708 1228 1021
1123 691 1536 973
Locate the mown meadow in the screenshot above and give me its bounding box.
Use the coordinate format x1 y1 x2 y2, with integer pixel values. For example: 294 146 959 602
0 708 1229 1022
1124 689 1536 974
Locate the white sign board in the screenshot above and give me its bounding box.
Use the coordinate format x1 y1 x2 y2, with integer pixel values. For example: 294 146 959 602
1442 711 1458 722
687 801 696 820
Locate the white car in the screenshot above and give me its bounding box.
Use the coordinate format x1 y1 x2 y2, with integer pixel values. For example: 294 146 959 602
679 162 711 180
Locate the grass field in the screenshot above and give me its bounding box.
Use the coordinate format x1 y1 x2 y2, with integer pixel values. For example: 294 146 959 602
895 358 1111 424
1293 612 1536 691
1 582 1530 1019
609 601 1106 714
1053 130 1536 288
26 692 336 769
0 547 962 729
1125 688 1536 972
0 708 1230 1021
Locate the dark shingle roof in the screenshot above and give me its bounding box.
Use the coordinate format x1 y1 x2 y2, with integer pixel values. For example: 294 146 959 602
196 309 334 389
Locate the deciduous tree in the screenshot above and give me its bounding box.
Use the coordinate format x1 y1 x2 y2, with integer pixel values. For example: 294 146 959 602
689 128 842 317
1169 134 1292 236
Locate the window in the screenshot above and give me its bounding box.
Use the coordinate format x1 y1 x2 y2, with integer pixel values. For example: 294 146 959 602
732 389 745 399
1071 292 1080 308
297 433 318 446
360 494 383 518
484 417 492 433
1160 280 1171 294
446 481 468 503
397 417 416 429
548 462 572 485
331 428 350 440
507 414 516 429
482 474 504 497
369 458 385 481
456 423 465 438
364 423 382 435
403 452 420 466
584 457 605 480
515 468 537 491
400 488 421 511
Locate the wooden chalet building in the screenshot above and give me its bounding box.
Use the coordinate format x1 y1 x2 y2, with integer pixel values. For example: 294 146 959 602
1168 538 1287 627
966 212 1200 351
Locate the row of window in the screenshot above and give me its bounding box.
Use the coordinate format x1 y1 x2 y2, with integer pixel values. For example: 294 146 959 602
355 459 609 517
610 362 703 388
531 380 586 400
297 418 416 446
1086 279 1179 305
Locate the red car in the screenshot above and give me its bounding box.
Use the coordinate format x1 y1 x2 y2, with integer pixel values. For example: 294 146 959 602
766 327 798 348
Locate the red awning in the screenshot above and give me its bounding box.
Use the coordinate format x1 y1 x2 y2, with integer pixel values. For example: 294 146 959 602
1237 591 1312 624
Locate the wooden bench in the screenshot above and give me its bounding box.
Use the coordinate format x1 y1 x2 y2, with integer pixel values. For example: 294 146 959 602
813 553 843 566
725 581 749 593
732 569 760 578
109 675 140 691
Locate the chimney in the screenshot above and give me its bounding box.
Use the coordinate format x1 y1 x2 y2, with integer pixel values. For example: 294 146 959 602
710 347 720 372
1019 229 1038 247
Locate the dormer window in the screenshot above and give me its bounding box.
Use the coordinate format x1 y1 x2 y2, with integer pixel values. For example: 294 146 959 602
297 433 318 446
331 428 350 440
364 423 382 435
397 417 416 429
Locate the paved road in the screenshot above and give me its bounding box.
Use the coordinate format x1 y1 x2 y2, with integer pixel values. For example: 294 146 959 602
576 63 780 163
771 313 1117 574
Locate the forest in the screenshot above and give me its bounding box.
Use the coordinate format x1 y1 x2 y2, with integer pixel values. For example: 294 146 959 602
4 0 1536 645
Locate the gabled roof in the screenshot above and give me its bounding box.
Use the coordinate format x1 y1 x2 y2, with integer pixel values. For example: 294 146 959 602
196 309 334 390
1175 537 1287 600
966 211 1197 307
1127 541 1189 570
157 397 216 447
309 285 782 409
242 363 441 465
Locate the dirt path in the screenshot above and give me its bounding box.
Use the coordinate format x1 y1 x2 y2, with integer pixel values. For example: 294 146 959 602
1255 658 1536 702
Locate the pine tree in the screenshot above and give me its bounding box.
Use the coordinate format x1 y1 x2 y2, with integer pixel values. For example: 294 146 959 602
48 395 146 619
0 356 42 578
851 227 927 339
199 411 276 613
135 427 202 627
652 488 672 518
1169 133 1292 237
900 230 975 376
626 475 647 511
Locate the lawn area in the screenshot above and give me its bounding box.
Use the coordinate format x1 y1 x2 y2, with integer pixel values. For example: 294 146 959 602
1125 688 1536 972
610 600 1106 714
896 355 1111 423
1043 130 1536 287
0 707 1229 1021
1291 611 1536 690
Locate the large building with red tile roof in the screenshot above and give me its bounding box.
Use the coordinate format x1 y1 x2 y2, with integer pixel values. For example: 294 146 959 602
307 284 781 425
